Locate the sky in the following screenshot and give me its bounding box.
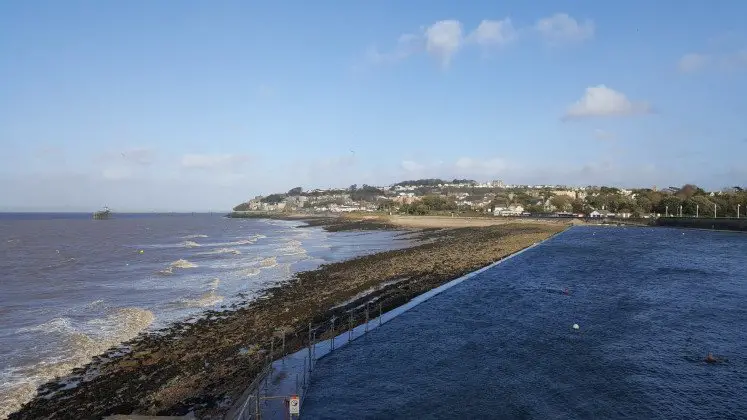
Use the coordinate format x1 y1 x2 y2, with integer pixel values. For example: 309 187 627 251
1 0 746 211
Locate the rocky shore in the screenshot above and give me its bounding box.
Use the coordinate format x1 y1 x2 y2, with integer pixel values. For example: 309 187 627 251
10 217 567 419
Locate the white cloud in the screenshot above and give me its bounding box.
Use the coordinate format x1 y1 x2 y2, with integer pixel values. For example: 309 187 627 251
468 19 517 48
678 53 709 73
366 33 423 65
180 154 251 171
535 13 594 45
424 20 464 68
564 85 652 120
677 49 747 73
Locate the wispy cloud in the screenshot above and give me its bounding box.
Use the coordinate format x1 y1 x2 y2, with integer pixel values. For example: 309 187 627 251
563 85 652 120
180 153 252 171
94 148 155 181
364 13 590 69
677 49 747 73
97 148 155 166
534 13 595 45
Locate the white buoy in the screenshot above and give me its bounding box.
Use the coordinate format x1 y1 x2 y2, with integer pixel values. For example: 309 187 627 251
573 323 580 330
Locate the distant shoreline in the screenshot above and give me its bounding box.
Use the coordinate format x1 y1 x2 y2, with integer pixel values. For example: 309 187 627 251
11 218 567 419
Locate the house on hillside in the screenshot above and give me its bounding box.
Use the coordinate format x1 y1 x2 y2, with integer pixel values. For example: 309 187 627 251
494 204 524 216
589 209 615 218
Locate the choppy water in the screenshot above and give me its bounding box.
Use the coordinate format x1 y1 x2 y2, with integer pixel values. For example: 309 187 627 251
0 213 409 419
303 227 747 419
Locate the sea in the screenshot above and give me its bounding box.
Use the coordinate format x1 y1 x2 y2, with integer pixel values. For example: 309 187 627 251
0 213 411 419
302 226 747 419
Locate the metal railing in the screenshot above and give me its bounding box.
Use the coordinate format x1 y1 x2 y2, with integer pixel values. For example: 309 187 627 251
229 300 386 420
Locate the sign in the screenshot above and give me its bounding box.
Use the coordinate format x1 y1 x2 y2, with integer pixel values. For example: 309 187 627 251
289 395 300 415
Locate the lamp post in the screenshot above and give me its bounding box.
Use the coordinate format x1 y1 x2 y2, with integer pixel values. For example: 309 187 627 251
696 204 699 218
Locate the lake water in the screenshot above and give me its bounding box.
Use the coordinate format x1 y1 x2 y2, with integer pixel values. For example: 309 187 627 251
0 213 410 419
302 227 747 419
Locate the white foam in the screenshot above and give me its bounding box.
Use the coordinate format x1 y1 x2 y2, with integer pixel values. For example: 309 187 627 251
198 248 241 256
181 240 201 248
176 290 224 308
259 257 277 269
1 307 155 419
242 268 261 277
170 259 198 269
181 234 208 239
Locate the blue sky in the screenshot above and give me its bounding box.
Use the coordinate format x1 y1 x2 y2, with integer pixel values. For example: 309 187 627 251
1 0 746 211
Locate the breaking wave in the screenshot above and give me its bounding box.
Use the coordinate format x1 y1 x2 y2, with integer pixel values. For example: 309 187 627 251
276 240 307 256
180 240 201 248
259 257 277 269
181 234 208 239
176 290 224 308
1 307 154 419
158 259 199 275
241 267 261 277
170 259 198 269
198 248 241 256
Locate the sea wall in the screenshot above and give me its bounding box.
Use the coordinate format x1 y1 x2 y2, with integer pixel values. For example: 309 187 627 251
655 217 747 232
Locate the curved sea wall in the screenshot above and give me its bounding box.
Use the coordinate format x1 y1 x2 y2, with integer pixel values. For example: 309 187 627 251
655 217 747 232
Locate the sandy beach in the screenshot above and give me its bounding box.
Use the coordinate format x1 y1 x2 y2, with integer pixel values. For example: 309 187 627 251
10 216 568 419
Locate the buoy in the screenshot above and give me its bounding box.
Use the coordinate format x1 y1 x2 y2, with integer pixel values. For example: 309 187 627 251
139 250 144 254
572 323 580 330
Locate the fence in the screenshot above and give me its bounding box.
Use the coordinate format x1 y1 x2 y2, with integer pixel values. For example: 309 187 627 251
225 238 547 420
227 299 388 420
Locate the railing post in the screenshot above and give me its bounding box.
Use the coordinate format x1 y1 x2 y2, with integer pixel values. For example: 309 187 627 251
255 388 261 420
302 356 307 388
330 317 336 351
365 302 369 333
308 323 312 373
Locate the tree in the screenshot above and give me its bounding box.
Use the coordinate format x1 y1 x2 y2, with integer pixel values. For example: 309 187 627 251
233 202 250 211
656 196 683 215
261 194 286 204
550 195 572 212
526 204 545 214
676 184 703 200
420 195 457 211
287 187 303 196
571 198 586 214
